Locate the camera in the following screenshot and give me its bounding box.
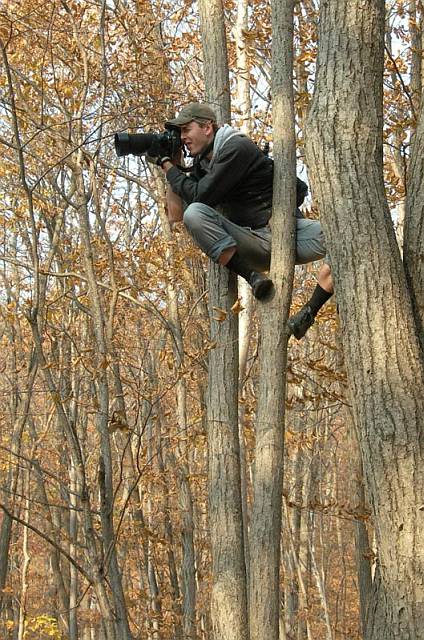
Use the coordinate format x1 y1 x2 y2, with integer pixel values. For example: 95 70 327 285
114 125 181 159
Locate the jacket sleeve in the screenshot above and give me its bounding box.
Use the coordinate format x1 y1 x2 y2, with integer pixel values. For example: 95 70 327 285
165 138 254 207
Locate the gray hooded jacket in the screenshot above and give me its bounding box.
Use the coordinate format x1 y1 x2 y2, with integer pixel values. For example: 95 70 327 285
166 124 274 229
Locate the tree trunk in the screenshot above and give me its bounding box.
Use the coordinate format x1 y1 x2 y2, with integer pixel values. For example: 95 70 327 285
205 266 248 640
156 183 197 639
310 517 333 640
198 1 249 639
234 0 254 594
17 471 31 640
74 162 132 640
409 0 422 118
234 0 252 136
405 83 424 346
198 0 231 117
0 356 37 606
68 459 79 640
305 1 424 636
249 1 296 639
345 398 373 635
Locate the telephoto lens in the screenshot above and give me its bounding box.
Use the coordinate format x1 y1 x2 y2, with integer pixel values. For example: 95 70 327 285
114 133 157 157
114 127 181 158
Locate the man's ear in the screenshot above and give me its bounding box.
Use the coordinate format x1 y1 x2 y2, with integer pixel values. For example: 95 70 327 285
205 121 215 137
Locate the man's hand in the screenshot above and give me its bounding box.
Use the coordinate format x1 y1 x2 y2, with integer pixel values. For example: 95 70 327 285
146 154 171 169
145 135 184 170
170 148 184 166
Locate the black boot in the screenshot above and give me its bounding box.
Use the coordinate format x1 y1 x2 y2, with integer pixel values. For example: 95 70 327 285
287 305 315 339
288 285 333 340
226 253 274 301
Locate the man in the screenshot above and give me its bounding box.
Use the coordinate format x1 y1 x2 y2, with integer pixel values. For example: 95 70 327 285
154 102 333 340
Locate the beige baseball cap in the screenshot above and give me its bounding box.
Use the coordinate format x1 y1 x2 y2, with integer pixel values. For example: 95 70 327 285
166 102 217 127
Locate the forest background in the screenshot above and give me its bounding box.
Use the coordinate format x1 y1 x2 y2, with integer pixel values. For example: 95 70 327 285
0 0 420 639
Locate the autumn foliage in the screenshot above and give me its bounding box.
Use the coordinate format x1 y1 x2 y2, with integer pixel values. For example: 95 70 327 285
0 0 418 638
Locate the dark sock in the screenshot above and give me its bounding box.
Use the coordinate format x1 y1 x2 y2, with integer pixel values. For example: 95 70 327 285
307 284 333 316
226 252 254 283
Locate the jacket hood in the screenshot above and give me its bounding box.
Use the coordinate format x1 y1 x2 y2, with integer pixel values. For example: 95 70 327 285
212 124 244 160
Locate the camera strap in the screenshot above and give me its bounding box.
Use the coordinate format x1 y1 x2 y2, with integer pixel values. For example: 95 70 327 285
175 163 192 173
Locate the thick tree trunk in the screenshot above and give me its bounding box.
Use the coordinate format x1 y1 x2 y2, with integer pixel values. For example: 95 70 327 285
305 1 424 637
249 1 296 639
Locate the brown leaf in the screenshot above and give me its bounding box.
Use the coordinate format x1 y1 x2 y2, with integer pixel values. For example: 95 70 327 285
212 306 227 322
231 298 245 314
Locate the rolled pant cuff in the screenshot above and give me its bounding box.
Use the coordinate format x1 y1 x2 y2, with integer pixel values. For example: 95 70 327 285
208 237 237 263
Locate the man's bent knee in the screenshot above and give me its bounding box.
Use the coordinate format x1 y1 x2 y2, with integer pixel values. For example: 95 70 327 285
183 203 218 234
183 203 202 233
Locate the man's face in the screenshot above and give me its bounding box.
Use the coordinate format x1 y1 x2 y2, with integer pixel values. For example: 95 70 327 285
180 121 214 156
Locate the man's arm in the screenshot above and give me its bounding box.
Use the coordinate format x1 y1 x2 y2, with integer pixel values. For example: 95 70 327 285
163 137 253 207
166 182 184 223
161 158 184 223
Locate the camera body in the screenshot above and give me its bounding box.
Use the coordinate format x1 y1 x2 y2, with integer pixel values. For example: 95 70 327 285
114 125 181 159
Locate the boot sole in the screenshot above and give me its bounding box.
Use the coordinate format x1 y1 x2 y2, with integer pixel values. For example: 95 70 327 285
287 315 314 339
253 279 274 301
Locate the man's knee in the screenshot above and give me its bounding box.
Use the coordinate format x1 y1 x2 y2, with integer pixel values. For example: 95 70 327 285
183 203 216 235
183 204 199 233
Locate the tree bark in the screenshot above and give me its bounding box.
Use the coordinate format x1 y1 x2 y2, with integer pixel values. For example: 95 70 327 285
156 182 197 639
206 267 248 640
345 399 373 635
405 85 424 346
74 161 132 640
234 0 252 136
306 1 424 637
0 354 37 605
198 1 249 639
249 1 296 639
409 0 422 118
198 0 231 116
234 0 253 597
17 474 31 640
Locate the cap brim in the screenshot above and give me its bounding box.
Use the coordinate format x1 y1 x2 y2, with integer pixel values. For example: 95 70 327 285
165 116 190 127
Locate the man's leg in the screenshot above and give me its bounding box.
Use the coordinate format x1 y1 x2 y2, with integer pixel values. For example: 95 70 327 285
288 220 334 340
288 263 334 339
217 247 236 265
220 248 274 300
183 203 274 300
